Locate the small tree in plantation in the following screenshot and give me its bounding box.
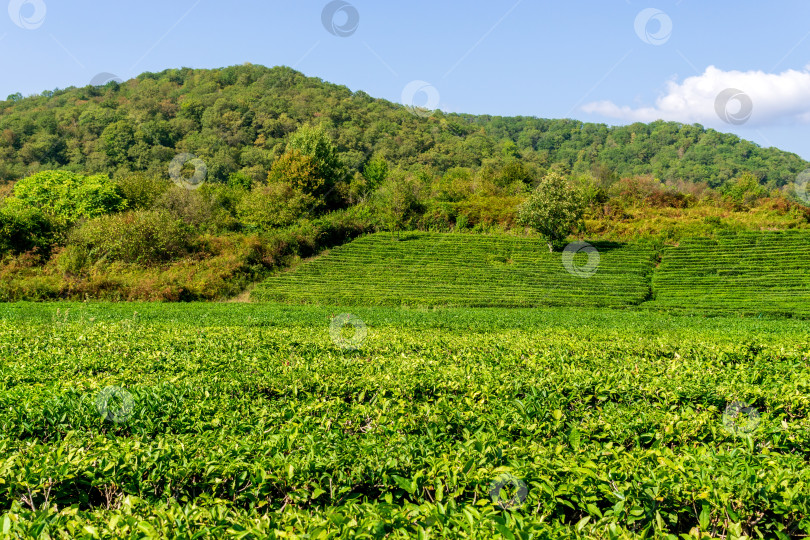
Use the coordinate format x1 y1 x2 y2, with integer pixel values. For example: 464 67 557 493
376 178 420 240
517 171 584 252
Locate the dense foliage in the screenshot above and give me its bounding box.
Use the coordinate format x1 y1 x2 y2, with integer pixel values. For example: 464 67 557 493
0 208 374 302
0 64 806 189
4 171 125 226
0 205 53 256
64 210 194 267
0 303 808 538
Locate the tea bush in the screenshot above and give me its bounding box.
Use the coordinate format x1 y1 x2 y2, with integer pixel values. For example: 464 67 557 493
0 303 808 538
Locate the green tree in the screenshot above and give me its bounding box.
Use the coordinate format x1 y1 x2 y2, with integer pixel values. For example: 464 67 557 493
101 120 136 166
501 140 520 159
227 171 254 190
497 159 533 187
433 167 476 202
516 171 585 252
285 125 346 203
376 178 421 239
267 149 322 207
19 133 67 165
723 172 767 208
363 156 388 192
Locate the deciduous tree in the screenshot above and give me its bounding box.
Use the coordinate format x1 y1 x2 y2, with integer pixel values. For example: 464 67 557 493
517 171 584 252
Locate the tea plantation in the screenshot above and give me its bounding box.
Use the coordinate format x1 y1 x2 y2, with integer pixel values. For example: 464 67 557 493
252 233 656 308
645 231 810 317
1 302 809 538
254 231 810 319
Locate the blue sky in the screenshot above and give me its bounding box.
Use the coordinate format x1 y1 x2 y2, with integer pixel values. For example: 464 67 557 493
3 0 810 159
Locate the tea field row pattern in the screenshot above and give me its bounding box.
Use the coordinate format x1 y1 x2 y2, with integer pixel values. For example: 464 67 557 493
646 231 810 316
252 233 656 308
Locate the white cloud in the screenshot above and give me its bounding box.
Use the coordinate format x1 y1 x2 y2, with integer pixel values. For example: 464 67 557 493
582 65 810 127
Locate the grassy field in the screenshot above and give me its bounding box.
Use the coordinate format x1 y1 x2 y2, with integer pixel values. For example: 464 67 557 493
252 233 656 308
1 302 809 538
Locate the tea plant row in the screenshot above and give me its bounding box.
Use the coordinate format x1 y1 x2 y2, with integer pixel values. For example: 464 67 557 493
1 304 809 538
252 233 656 308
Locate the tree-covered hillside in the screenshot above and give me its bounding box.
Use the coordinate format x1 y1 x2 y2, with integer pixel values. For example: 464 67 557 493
1 64 806 188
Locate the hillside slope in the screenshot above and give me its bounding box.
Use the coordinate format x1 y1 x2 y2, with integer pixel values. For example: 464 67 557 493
0 64 806 188
645 231 810 316
252 232 656 307
254 230 810 316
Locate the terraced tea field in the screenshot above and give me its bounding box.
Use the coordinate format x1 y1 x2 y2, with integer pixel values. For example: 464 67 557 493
1 302 809 538
255 231 810 318
646 231 810 316
252 233 656 308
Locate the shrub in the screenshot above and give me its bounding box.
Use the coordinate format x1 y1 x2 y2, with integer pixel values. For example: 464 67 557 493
457 195 522 229
312 206 375 247
152 186 226 231
114 173 172 210
7 170 126 226
646 191 691 209
245 207 373 269
237 182 317 231
373 177 424 235
198 183 244 231
65 210 193 267
608 175 665 206
0 204 56 256
417 201 456 231
455 213 469 230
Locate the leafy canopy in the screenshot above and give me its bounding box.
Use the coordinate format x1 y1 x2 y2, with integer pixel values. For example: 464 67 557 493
5 170 126 226
284 124 345 199
0 204 54 255
517 171 585 251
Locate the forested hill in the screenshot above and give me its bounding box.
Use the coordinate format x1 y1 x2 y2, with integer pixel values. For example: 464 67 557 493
0 63 806 187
